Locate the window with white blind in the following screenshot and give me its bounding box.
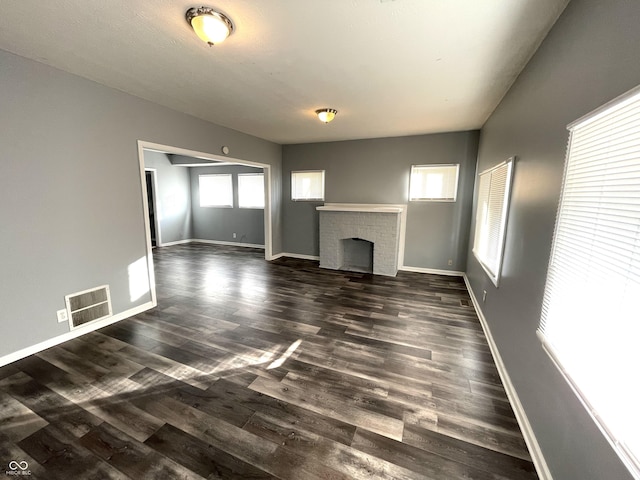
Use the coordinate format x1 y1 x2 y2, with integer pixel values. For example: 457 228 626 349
538 86 640 478
199 174 233 207
238 173 265 209
291 170 324 201
472 158 514 286
409 164 459 201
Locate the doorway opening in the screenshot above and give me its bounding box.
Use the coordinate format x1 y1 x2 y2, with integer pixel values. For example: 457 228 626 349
144 169 159 247
136 140 275 308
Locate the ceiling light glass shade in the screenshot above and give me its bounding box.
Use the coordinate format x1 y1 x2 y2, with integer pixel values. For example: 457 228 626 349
316 108 337 123
186 7 233 45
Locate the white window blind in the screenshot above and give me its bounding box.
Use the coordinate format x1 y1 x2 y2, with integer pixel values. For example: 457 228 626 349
199 174 233 207
409 164 459 201
291 170 324 201
472 158 514 286
538 87 640 478
238 173 265 208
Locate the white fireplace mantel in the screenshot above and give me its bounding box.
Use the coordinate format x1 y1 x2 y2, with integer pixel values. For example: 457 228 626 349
316 205 403 213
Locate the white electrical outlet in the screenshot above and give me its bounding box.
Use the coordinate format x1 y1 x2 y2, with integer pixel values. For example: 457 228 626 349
482 290 487 303
447 259 453 266
56 309 68 323
233 233 237 239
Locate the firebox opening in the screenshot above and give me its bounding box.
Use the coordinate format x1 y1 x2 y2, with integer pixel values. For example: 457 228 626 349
340 238 374 273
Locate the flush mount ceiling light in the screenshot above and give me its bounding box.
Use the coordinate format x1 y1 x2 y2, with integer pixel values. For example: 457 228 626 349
186 6 234 46
316 108 338 123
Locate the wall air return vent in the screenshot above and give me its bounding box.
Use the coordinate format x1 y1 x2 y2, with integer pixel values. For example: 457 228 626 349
65 285 112 329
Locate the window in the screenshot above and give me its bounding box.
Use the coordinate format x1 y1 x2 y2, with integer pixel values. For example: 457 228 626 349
199 174 232 207
409 164 459 201
238 173 265 209
291 170 324 201
538 87 640 478
472 158 514 286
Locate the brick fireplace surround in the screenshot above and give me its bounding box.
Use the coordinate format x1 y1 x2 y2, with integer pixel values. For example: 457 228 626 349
317 204 404 277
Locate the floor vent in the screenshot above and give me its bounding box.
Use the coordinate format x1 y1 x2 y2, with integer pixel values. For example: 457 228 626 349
460 299 471 307
65 285 112 329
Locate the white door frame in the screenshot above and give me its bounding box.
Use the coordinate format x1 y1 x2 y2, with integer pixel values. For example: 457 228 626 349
136 140 275 308
137 140 274 259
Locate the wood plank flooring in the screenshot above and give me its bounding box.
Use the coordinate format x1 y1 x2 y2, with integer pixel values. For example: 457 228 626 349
0 243 538 479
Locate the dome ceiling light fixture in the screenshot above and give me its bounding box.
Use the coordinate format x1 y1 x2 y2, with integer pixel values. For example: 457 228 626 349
316 108 338 123
186 6 234 46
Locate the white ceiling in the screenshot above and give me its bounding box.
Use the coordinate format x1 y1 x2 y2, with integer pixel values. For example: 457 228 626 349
0 0 569 144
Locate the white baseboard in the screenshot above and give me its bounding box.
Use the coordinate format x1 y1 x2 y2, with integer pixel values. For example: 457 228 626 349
400 265 464 276
0 301 155 368
160 238 265 249
462 274 552 480
270 252 320 261
159 239 192 247
191 239 265 249
270 258 462 271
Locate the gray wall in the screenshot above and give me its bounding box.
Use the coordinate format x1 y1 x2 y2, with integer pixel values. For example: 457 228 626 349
144 151 192 244
190 165 265 245
466 0 640 478
282 131 479 271
0 48 281 359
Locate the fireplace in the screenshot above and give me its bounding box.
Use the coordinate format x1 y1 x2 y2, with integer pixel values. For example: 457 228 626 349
317 204 405 277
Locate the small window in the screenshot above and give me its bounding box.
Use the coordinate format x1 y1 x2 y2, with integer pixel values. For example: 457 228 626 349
238 173 265 209
472 158 514 286
409 164 459 201
291 170 324 201
199 174 232 207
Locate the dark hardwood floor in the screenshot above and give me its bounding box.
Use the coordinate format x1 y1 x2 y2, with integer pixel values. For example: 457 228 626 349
0 243 538 479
